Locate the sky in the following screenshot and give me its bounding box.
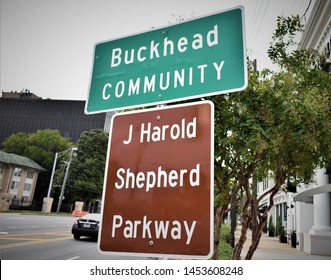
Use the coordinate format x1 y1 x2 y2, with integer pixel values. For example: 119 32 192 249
0 0 313 101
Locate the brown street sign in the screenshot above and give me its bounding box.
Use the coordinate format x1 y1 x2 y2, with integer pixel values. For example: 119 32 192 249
98 101 214 259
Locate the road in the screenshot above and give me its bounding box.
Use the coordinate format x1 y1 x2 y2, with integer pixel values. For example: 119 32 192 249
0 213 145 260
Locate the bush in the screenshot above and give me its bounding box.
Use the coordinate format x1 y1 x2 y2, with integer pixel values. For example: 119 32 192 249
276 216 287 243
276 216 286 237
218 224 233 260
268 215 275 237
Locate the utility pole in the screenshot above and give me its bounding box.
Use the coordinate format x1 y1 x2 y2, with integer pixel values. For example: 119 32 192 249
251 59 258 239
56 147 77 213
43 152 58 213
230 192 237 247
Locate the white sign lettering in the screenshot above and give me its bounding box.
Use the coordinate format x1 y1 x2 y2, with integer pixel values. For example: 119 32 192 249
110 25 219 68
111 215 197 245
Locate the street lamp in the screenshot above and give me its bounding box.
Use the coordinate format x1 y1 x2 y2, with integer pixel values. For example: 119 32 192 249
43 147 77 213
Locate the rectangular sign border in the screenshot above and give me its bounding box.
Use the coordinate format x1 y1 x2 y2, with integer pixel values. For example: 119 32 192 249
85 6 247 114
98 100 214 259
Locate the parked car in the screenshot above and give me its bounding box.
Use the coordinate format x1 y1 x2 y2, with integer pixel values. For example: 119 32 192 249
71 213 101 240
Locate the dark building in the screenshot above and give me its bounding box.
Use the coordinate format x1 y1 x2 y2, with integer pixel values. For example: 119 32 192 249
0 90 107 145
1 89 41 100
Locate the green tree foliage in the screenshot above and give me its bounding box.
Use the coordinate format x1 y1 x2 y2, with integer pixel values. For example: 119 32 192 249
1 132 29 155
2 129 72 170
2 129 72 200
66 129 108 204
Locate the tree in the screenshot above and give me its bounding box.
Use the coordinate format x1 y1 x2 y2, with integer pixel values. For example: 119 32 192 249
2 129 72 169
2 129 72 200
1 132 29 155
211 15 331 259
66 129 108 207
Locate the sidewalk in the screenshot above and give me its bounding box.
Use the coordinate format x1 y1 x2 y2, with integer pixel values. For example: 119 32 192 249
235 227 331 260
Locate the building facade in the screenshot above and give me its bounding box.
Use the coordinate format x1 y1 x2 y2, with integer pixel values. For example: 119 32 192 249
258 0 331 256
0 151 45 211
294 0 331 256
0 90 107 145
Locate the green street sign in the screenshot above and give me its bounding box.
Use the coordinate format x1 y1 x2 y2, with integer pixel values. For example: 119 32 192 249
85 7 247 114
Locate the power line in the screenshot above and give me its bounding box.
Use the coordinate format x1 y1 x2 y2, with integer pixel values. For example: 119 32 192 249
250 0 261 26
301 0 312 22
250 0 264 39
252 0 271 49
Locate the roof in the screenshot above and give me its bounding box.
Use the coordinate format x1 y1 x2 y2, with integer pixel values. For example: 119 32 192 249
0 151 46 172
294 184 331 204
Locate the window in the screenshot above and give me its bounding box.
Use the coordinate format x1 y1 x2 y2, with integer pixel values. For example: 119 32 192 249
10 181 19 190
23 183 32 197
24 183 32 191
263 178 269 191
13 168 22 177
27 171 34 179
9 181 20 195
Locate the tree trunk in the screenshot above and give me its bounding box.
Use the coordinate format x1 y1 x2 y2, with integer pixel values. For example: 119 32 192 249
231 215 251 259
231 197 252 260
231 174 252 260
243 167 286 259
212 207 222 259
212 206 227 259
245 216 267 259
